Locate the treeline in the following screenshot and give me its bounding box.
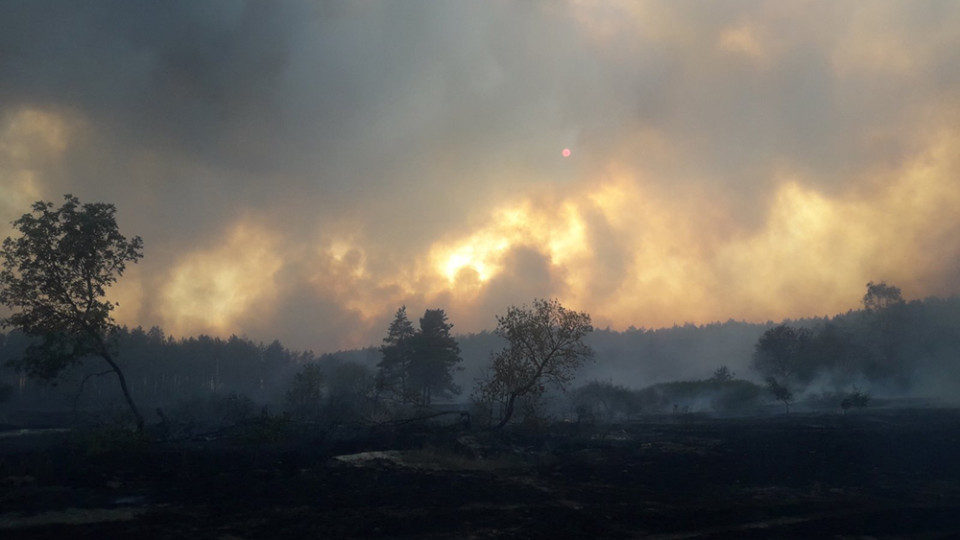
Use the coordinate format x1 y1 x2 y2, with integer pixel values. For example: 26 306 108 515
751 285 960 408
0 327 317 416
3 291 960 425
576 293 960 397
568 287 960 420
570 369 766 422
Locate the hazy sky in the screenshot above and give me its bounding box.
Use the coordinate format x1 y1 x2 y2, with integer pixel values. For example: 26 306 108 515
2 1 959 352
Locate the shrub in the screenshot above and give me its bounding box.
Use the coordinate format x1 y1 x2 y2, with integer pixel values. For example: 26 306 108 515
571 380 641 423
840 387 870 412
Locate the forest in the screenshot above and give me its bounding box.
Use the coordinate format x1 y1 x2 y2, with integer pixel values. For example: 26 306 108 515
3 284 959 431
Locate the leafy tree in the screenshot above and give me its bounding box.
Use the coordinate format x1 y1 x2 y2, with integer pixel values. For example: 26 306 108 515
806 322 857 386
710 365 734 382
752 324 812 413
0 195 145 430
325 360 376 423
752 325 811 381
860 281 908 384
407 309 462 406
475 298 593 428
285 362 325 421
862 281 904 312
765 376 794 413
840 386 870 413
377 306 416 399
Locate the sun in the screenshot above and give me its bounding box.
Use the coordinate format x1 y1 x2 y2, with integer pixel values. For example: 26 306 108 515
433 227 515 287
440 237 510 284
444 251 490 282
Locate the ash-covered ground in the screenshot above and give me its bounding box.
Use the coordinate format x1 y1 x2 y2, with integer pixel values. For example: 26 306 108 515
2 408 960 539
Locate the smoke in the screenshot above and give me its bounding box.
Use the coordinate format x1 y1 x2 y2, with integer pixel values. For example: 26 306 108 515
1 1 960 352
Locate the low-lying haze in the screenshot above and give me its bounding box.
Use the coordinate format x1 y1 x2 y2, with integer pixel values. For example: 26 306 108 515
2 1 959 352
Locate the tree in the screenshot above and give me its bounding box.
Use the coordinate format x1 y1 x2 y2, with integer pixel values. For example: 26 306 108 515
285 362 325 421
840 386 870 413
325 360 376 423
0 195 145 430
475 298 593 428
862 281 904 312
860 281 907 383
710 365 734 382
407 309 461 406
377 306 416 400
377 307 462 407
806 322 856 386
752 324 810 413
765 376 794 413
752 324 811 380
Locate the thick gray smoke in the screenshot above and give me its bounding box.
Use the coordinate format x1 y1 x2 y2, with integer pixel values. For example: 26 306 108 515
2 1 960 353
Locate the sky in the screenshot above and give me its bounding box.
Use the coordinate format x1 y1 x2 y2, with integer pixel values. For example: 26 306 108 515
2 1 959 353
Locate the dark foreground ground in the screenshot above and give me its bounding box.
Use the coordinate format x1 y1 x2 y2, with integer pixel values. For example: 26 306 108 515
2 408 960 539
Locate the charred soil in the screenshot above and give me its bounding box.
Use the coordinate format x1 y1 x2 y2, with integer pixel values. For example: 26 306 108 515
2 408 960 538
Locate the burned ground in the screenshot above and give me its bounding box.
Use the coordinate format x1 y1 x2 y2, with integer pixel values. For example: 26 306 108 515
2 408 960 538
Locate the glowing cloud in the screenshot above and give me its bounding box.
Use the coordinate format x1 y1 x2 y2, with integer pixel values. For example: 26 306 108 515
2 2 959 352
159 222 283 337
414 127 960 333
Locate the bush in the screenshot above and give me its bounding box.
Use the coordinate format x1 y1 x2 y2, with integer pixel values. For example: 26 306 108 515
840 387 870 412
635 378 765 415
571 381 641 423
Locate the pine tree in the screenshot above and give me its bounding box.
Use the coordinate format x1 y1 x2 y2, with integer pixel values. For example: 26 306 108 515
408 309 462 406
377 306 416 399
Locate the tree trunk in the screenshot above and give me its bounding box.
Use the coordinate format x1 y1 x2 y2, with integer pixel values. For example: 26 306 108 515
496 393 518 429
99 348 144 432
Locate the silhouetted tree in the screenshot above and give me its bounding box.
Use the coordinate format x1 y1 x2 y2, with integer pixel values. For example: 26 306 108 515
806 322 857 386
765 376 794 413
860 281 908 385
285 363 324 421
377 306 416 400
0 195 145 430
863 281 904 312
408 309 462 406
325 360 376 422
753 325 810 379
752 324 810 412
710 365 734 382
475 298 593 428
840 386 870 413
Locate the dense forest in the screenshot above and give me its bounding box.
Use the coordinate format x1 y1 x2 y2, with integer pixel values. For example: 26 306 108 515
2 289 959 429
